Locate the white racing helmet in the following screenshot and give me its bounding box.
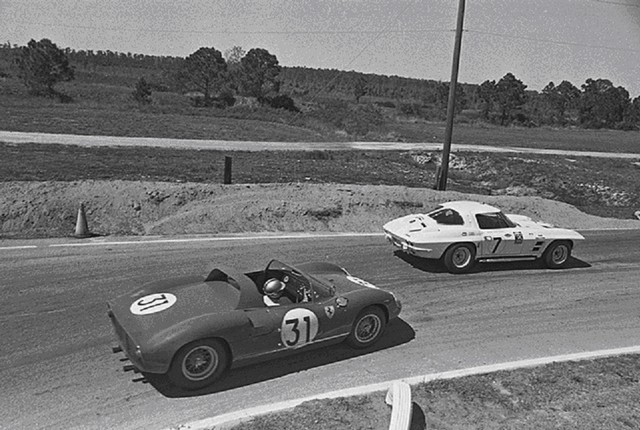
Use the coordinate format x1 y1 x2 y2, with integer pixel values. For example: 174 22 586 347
264 278 286 299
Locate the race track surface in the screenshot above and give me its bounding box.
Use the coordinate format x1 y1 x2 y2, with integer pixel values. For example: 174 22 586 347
1 230 639 429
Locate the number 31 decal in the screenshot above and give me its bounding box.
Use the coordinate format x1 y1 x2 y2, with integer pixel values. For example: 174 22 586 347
130 293 177 315
281 308 319 348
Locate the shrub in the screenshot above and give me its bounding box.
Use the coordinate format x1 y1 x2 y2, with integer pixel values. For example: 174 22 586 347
266 94 299 112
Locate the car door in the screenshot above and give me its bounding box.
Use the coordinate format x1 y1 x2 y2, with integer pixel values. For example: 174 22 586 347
476 212 526 257
483 229 527 256
240 302 338 357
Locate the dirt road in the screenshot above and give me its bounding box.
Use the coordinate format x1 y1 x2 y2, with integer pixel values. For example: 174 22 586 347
2 130 639 158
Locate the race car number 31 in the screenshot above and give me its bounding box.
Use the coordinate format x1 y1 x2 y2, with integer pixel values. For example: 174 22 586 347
130 293 177 315
281 308 319 348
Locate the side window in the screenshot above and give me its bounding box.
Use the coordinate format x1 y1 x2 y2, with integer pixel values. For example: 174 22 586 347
476 213 509 229
429 209 464 225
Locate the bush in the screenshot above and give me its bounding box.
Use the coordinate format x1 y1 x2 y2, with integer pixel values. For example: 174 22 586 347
132 77 152 104
266 94 299 112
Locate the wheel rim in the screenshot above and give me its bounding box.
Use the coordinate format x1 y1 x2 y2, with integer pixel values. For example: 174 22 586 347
452 246 472 268
355 314 382 343
551 244 569 265
182 345 219 381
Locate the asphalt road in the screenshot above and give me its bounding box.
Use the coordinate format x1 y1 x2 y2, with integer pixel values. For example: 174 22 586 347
1 230 640 429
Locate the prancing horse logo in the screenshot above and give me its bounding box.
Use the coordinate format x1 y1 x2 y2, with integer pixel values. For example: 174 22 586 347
324 305 335 319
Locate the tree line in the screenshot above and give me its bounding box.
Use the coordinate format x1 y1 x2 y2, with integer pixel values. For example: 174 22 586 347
2 39 290 110
1 39 639 130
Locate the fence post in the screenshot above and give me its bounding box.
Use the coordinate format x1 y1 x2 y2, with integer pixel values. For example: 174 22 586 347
223 156 232 184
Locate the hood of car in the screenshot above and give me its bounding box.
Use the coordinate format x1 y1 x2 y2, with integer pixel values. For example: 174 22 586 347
311 271 383 295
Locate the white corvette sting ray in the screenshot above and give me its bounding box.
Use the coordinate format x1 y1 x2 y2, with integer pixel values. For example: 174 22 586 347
383 200 585 273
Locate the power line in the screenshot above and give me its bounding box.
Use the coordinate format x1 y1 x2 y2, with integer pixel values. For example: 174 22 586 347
465 29 640 53
10 20 452 36
589 0 640 7
302 1 415 105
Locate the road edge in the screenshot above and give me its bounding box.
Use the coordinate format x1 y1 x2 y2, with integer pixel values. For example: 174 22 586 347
175 345 640 430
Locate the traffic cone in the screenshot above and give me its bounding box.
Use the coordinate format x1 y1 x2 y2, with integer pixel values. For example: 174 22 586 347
74 203 91 238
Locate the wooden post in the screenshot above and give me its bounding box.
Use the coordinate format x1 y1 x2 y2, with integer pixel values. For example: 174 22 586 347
223 156 232 184
435 0 466 191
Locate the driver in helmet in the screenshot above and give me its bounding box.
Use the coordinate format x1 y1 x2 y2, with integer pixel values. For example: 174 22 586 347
263 278 286 306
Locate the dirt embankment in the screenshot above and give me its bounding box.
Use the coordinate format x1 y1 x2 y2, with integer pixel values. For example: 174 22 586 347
1 181 639 239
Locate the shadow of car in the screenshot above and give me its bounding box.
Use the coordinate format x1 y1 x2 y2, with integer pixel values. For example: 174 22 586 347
395 250 591 274
143 317 415 398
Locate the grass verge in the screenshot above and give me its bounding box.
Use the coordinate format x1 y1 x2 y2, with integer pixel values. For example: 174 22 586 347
229 354 640 430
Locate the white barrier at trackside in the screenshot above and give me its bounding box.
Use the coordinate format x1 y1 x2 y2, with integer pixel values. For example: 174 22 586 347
385 381 412 430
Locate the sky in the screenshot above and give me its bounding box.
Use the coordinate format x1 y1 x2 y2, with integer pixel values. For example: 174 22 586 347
1 0 639 97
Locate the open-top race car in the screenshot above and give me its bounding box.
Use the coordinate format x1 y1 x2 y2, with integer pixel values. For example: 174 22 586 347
107 259 401 390
383 200 585 273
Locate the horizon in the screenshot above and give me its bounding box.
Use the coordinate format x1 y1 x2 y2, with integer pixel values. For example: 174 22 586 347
2 0 639 97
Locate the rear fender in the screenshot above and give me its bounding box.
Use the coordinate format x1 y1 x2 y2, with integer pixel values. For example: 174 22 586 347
150 313 245 358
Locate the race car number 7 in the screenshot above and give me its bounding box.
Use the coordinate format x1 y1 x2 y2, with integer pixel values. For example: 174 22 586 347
281 308 319 348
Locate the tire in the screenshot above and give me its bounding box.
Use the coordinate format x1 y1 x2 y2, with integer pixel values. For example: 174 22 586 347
167 339 229 390
443 243 476 274
346 306 386 349
543 240 572 269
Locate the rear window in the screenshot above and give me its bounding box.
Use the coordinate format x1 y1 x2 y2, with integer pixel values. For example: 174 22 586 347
428 208 464 225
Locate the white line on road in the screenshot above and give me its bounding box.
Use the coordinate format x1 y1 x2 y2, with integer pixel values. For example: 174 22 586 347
0 233 383 251
0 245 38 250
180 345 640 430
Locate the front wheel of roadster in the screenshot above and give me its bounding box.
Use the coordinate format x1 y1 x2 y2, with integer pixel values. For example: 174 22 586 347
168 339 229 390
346 306 386 349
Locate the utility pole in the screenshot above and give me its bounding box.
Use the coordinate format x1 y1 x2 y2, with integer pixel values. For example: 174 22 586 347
435 0 466 191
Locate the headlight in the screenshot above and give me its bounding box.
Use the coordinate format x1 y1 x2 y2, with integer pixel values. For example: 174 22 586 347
390 292 401 309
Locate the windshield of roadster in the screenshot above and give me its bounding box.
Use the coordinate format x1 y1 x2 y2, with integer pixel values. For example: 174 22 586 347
265 260 334 301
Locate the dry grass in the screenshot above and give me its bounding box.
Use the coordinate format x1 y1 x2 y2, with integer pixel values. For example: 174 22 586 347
1 79 640 152
230 355 640 430
2 143 639 221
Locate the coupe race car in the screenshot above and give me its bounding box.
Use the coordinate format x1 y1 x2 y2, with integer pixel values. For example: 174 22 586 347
383 200 585 273
107 259 401 390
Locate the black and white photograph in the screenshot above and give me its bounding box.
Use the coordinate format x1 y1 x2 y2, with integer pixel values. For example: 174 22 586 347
1 1 639 428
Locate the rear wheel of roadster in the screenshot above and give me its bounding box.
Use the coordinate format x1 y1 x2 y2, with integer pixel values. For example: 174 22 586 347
346 306 386 349
443 243 476 274
543 240 572 269
168 339 229 390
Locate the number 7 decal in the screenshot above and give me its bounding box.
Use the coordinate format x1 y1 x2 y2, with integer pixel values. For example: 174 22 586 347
492 237 502 254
